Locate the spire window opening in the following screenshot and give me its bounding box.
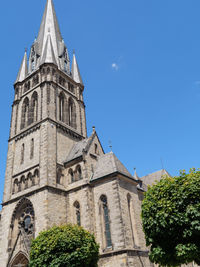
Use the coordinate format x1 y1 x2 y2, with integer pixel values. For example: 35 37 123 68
31 60 35 72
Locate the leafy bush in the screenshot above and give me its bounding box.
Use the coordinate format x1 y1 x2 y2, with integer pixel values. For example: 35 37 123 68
29 224 99 267
141 169 200 266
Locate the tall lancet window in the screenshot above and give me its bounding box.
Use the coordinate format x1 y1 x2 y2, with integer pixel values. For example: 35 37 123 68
74 201 81 226
21 144 25 165
100 195 112 249
30 138 34 159
21 97 29 129
59 93 65 122
32 92 38 123
68 98 76 128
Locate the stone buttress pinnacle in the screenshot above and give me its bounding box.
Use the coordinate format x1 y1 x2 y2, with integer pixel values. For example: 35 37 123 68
15 51 28 84
72 52 83 85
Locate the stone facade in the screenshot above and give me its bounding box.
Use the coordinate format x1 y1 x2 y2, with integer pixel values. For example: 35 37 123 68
1 1 195 267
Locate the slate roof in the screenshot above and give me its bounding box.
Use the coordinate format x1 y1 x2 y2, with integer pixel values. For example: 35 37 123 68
141 169 170 187
91 152 135 181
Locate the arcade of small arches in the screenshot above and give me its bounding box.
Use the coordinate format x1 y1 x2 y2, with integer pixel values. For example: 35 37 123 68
12 169 39 195
56 164 82 185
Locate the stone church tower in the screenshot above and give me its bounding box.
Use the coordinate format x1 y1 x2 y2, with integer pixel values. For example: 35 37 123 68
0 0 154 266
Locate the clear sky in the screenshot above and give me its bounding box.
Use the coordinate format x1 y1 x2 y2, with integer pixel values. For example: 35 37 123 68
0 0 200 203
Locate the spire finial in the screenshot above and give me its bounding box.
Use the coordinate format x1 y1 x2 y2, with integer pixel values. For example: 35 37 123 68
73 49 75 55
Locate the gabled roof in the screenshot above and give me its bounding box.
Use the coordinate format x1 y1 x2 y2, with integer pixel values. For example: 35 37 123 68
64 131 96 164
15 51 28 83
91 152 134 181
71 52 83 85
141 169 170 186
64 138 91 163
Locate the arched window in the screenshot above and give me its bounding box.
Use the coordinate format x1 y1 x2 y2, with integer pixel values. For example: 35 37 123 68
69 169 74 183
30 92 38 124
13 179 18 194
21 144 25 165
59 93 65 122
21 176 25 191
74 201 81 226
27 172 32 188
34 169 39 185
9 198 35 263
21 97 29 129
100 195 112 248
57 168 63 185
30 138 34 159
68 98 76 128
76 165 82 180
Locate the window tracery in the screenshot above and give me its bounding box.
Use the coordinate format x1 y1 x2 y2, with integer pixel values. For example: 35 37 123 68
8 198 35 256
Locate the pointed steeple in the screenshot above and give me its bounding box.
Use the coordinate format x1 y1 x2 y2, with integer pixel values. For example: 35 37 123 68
41 34 57 65
37 0 62 64
15 51 28 83
72 52 83 85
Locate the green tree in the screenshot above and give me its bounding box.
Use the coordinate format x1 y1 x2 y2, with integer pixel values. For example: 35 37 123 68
29 224 99 267
141 169 200 267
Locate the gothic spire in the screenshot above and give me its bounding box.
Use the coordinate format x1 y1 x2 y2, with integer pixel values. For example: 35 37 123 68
28 0 70 74
41 34 57 65
15 51 28 84
72 52 83 85
37 0 62 63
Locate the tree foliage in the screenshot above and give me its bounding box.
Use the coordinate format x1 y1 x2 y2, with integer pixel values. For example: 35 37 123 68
29 224 99 267
141 169 200 266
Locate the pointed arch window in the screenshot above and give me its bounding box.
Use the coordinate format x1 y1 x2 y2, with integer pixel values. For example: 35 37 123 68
30 138 34 159
76 165 82 181
100 195 112 248
74 201 81 226
21 97 29 129
21 144 25 165
31 92 38 123
69 169 74 183
59 93 65 122
68 98 76 128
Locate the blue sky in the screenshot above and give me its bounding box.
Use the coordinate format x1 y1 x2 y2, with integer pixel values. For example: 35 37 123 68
1 0 200 203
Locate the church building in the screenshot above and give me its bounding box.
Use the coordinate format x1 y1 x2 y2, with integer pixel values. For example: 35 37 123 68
0 0 166 266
